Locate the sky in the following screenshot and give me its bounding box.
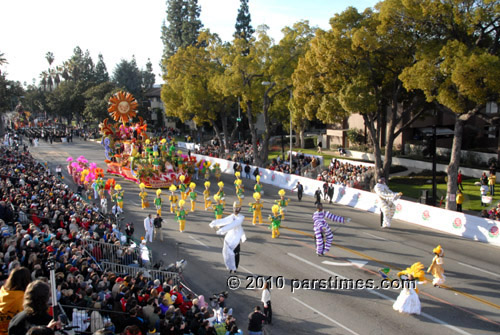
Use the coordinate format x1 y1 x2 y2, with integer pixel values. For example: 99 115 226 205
0 0 378 86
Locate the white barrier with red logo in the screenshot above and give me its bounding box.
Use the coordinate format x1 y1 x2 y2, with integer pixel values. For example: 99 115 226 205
191 153 500 246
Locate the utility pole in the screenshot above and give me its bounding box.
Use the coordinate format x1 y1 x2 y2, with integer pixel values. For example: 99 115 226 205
431 116 437 206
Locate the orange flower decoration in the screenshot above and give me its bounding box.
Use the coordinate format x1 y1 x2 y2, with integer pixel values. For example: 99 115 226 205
108 91 138 123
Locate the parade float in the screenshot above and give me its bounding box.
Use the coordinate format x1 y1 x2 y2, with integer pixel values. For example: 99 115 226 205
66 156 104 191
98 91 194 188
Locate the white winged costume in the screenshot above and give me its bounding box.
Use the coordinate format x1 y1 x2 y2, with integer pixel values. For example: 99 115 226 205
209 213 247 271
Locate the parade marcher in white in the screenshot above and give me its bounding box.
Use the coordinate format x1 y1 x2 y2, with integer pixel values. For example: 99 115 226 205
313 203 350 256
144 214 154 243
209 201 247 273
393 262 426 315
374 177 402 228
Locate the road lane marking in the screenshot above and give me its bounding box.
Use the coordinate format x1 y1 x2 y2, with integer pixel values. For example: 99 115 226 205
458 262 500 278
239 266 256 276
363 232 387 240
188 235 209 248
322 259 368 269
292 297 361 335
288 253 347 280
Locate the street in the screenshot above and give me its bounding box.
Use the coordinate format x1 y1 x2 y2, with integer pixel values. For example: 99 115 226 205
30 139 500 335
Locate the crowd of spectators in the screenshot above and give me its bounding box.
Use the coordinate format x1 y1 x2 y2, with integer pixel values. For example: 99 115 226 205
0 142 247 335
314 159 374 190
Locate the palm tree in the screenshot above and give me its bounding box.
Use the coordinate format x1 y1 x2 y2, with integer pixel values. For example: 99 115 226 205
39 71 48 91
45 52 54 67
0 52 7 75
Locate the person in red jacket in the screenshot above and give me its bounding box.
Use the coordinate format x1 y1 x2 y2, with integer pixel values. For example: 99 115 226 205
457 170 464 191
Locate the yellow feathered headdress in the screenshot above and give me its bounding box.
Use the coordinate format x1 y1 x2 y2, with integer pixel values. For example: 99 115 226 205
139 183 146 190
235 179 242 186
189 182 196 189
156 189 162 196
271 204 280 214
433 245 444 256
397 262 425 282
253 192 261 201
204 181 211 188
213 194 221 202
278 189 285 197
235 171 240 178
169 185 177 192
218 181 224 188
179 175 186 182
256 175 260 182
179 200 185 207
114 184 122 191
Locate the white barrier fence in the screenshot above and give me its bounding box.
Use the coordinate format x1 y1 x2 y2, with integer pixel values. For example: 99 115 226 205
192 153 500 246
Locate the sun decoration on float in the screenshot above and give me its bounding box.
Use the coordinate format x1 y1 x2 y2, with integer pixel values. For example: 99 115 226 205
108 91 138 123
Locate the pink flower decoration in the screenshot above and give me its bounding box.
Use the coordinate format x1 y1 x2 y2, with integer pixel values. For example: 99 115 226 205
89 163 97 170
66 157 73 162
71 162 79 169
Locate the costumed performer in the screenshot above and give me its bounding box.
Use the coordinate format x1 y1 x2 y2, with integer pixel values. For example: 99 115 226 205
176 200 187 232
234 171 244 192
216 181 225 206
202 161 211 181
179 175 188 200
213 163 221 182
269 205 282 239
427 245 446 287
169 185 179 214
374 177 402 228
139 183 149 209
249 192 263 225
154 189 163 216
313 203 350 256
188 182 197 212
393 262 426 315
209 201 247 273
114 184 124 210
275 189 289 220
254 176 263 195
203 181 212 210
97 177 105 199
212 195 225 220
235 179 244 206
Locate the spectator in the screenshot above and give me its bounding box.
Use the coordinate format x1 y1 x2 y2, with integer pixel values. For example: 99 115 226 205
457 170 464 191
327 183 335 204
292 182 303 201
317 141 322 154
488 173 496 196
8 280 60 335
247 306 266 335
480 183 489 206
314 188 322 205
456 190 464 212
0 267 31 334
244 164 251 179
253 167 259 180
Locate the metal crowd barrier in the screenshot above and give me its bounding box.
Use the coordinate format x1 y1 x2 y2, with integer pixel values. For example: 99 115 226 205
80 238 153 266
100 261 180 286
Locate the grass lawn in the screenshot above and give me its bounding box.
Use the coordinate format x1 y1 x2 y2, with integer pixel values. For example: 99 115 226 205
389 177 498 213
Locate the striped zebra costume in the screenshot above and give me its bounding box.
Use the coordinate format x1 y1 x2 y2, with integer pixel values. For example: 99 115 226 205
313 210 345 255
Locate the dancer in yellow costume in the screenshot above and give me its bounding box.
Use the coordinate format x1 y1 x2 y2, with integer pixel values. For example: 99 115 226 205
235 179 244 206
114 184 124 210
212 194 225 220
393 262 426 315
188 182 197 212
427 245 446 287
169 185 179 214
213 163 221 182
234 171 244 192
249 192 263 225
176 200 187 232
275 189 289 220
203 181 212 210
254 176 263 195
269 205 282 239
216 181 225 206
139 183 149 209
179 175 188 200
154 189 163 216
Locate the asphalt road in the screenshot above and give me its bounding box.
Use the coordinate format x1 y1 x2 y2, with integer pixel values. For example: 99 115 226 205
28 138 500 335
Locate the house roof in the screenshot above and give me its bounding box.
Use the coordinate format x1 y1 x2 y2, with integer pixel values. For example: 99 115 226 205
144 87 162 98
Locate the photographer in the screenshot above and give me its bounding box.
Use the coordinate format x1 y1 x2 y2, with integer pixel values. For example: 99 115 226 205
247 306 266 335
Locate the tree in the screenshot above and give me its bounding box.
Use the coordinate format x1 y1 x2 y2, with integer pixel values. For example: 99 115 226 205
161 0 203 70
142 59 156 92
292 6 427 181
112 57 143 100
162 31 236 152
46 80 85 123
234 0 255 41
95 54 110 84
0 74 24 113
392 0 500 210
83 81 116 123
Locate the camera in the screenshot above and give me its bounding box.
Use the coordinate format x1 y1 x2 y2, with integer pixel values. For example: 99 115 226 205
209 291 229 309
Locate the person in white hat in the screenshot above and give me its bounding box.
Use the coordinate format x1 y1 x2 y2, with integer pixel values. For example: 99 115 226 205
209 201 247 273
